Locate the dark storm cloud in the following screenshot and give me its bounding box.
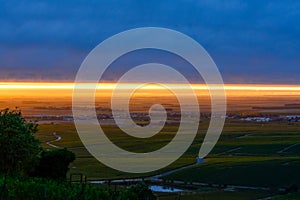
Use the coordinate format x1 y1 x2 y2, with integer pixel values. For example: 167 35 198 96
0 0 300 83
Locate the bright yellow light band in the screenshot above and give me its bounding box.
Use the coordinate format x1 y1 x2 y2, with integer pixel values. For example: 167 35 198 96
1 82 300 91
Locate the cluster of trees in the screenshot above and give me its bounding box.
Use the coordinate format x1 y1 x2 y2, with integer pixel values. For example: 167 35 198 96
0 109 156 199
0 109 75 180
0 176 155 200
0 109 41 177
0 109 74 199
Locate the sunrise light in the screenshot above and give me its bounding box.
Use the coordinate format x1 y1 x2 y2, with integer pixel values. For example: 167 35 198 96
2 82 300 91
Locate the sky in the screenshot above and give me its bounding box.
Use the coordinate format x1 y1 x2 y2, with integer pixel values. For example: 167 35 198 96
0 0 300 84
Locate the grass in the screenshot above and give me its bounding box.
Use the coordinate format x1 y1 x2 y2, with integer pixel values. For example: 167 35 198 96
164 156 300 188
35 119 300 199
271 192 300 200
36 123 200 179
162 120 300 188
158 189 272 200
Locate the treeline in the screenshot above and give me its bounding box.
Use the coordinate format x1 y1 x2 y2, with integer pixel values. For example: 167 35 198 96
0 176 155 200
0 109 156 199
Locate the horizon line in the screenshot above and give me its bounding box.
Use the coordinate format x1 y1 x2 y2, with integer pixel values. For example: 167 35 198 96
2 82 300 91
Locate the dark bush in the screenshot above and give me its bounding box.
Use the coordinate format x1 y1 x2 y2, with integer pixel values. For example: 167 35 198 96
120 182 156 200
32 148 75 180
0 176 156 200
0 176 111 200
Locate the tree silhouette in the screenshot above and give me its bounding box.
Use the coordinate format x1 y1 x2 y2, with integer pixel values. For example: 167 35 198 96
33 148 75 180
0 108 41 197
0 108 41 175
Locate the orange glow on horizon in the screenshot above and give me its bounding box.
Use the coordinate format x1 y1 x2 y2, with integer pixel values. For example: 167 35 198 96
2 82 300 114
2 82 300 100
2 82 300 91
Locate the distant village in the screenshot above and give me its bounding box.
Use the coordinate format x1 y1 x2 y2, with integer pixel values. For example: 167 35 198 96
232 115 300 123
25 112 300 124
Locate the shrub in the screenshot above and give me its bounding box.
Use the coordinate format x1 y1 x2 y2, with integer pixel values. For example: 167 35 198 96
32 148 75 180
0 176 112 200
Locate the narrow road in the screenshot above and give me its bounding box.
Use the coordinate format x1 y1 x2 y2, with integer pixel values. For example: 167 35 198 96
151 163 199 181
237 133 255 139
45 132 62 149
217 147 242 156
277 142 300 153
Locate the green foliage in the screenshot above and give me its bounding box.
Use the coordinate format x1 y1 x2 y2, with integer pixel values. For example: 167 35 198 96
0 108 41 175
122 182 156 200
271 191 300 200
0 109 76 180
32 148 75 180
0 176 110 200
0 176 156 200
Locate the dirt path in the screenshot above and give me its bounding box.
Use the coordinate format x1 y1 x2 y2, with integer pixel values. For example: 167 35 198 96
237 133 255 139
277 142 300 153
45 132 62 149
217 147 242 156
151 163 199 181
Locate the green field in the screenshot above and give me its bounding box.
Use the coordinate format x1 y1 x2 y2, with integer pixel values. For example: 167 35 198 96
158 189 272 200
270 192 300 200
164 120 300 188
36 119 300 199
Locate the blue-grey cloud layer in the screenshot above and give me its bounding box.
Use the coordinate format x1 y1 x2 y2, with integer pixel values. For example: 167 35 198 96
0 0 300 83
